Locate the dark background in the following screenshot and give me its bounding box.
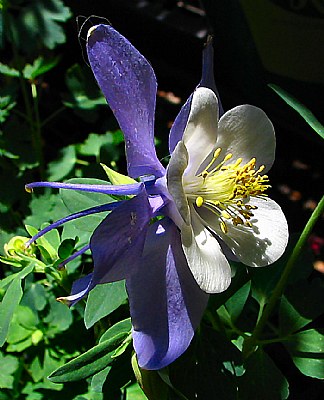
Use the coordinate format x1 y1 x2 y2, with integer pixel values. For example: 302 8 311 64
62 0 324 243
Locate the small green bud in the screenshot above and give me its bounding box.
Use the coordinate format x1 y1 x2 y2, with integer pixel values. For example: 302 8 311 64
4 236 35 259
31 329 44 345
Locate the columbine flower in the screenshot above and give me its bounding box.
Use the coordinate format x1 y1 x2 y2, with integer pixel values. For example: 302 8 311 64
25 24 288 370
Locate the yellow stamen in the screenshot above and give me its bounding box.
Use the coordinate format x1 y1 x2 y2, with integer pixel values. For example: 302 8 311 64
220 220 228 234
196 196 204 207
185 150 271 232
221 210 231 219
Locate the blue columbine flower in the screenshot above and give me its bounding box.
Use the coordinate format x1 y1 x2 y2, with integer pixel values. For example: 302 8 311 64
25 24 288 370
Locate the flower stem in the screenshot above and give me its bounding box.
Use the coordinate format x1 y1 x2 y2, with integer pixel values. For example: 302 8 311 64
41 106 66 127
31 82 45 178
243 194 324 357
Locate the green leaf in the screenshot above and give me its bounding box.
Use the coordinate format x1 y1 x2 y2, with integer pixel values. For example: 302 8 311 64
250 234 311 305
284 329 324 379
101 163 136 185
58 238 77 259
47 145 76 181
90 366 112 394
60 178 114 233
279 296 310 337
16 304 39 329
42 348 64 390
21 282 47 311
279 278 324 335
6 305 38 347
6 336 33 352
269 84 324 139
23 56 60 79
77 133 113 158
24 192 67 230
99 318 132 343
64 64 106 111
48 332 128 383
238 347 289 400
125 382 148 399
30 355 44 383
44 296 73 334
225 281 251 322
7 0 71 51
0 62 19 77
0 263 34 346
85 281 128 328
169 327 240 400
0 352 19 389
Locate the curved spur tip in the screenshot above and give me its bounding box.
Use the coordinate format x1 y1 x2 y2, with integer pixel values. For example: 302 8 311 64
25 184 33 193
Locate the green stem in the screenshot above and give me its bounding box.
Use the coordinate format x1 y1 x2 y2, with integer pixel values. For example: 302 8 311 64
11 27 45 178
41 106 66 127
31 82 45 178
244 194 324 357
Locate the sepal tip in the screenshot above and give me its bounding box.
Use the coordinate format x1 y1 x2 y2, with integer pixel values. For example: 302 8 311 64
87 24 100 39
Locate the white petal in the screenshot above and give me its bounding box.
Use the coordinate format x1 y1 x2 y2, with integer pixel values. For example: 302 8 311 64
181 207 231 293
216 105 275 171
167 141 190 225
182 87 219 177
200 197 289 267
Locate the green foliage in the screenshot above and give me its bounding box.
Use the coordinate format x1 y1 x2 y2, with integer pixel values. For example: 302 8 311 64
5 0 71 52
84 281 127 329
48 330 131 383
0 352 19 389
269 84 324 140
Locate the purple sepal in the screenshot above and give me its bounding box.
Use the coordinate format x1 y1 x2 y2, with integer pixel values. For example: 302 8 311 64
200 37 224 116
127 218 209 370
169 94 193 154
169 37 223 153
90 188 153 284
58 273 94 307
86 24 165 179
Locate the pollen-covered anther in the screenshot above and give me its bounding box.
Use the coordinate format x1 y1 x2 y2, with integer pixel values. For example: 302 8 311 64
220 220 228 234
233 216 244 226
196 196 204 207
186 151 271 233
221 210 231 219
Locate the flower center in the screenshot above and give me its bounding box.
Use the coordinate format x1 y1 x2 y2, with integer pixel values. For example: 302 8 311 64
184 147 271 233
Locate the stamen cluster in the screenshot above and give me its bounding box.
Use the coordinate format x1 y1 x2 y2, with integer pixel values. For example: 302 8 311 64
185 148 271 234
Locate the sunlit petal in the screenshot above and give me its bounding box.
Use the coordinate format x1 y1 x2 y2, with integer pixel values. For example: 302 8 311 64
87 24 165 178
181 206 231 293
